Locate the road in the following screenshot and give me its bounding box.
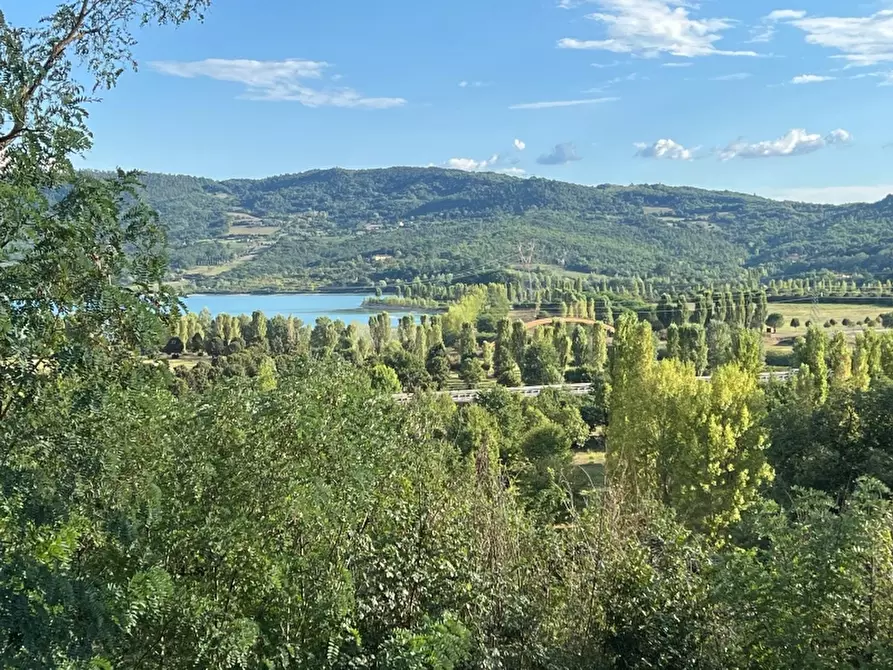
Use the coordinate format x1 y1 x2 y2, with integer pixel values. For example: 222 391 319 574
394 370 796 404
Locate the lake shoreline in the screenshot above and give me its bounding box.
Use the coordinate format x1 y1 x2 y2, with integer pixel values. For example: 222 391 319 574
182 292 434 326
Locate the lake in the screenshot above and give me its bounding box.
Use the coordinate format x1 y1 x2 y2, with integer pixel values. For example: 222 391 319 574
183 293 428 326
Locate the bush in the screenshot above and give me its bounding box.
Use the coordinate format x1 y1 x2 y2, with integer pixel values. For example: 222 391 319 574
790 318 801 328
881 312 893 328
842 318 852 327
765 349 794 368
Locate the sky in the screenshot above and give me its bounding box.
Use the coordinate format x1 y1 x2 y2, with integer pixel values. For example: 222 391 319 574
12 0 893 203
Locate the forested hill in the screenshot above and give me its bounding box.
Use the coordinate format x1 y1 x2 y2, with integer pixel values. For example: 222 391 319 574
116 166 893 290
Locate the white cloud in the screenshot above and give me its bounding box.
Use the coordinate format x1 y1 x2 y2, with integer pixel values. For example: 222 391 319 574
749 9 807 43
459 80 488 88
827 128 852 144
850 70 893 85
509 97 618 109
514 139 526 151
662 62 693 68
557 0 760 58
719 128 852 160
787 10 893 66
766 184 893 204
498 167 528 177
634 138 695 160
791 74 835 84
766 10 807 21
711 72 752 81
445 155 501 171
537 142 582 165
591 60 623 68
150 58 406 109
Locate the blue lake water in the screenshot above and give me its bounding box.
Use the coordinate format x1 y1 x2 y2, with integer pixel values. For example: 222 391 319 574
183 293 427 326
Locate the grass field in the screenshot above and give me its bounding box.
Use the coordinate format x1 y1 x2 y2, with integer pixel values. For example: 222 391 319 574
573 450 606 488
227 225 280 237
762 300 892 366
768 300 892 335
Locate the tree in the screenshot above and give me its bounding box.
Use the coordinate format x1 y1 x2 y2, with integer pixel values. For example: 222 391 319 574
675 294 691 326
732 327 764 377
511 320 527 365
707 321 734 370
793 327 829 403
311 317 339 356
426 345 451 389
256 355 277 392
497 361 523 387
383 346 432 392
458 322 477 360
666 324 682 360
679 324 708 375
571 325 589 368
481 341 495 372
369 363 402 393
829 331 852 383
657 293 675 329
163 336 185 359
609 359 772 536
204 336 226 358
522 341 563 386
607 313 656 496
459 357 485 389
766 313 785 333
790 317 801 328
694 292 710 327
590 322 608 372
369 312 391 354
188 332 205 355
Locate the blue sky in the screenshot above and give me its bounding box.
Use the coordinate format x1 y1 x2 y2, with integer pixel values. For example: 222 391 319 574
14 0 893 202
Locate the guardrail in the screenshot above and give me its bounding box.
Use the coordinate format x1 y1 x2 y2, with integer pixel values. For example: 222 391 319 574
393 370 795 404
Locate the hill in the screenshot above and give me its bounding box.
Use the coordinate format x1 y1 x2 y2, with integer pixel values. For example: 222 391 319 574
119 167 893 291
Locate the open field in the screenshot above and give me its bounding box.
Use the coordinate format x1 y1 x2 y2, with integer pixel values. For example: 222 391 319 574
768 300 892 335
573 450 606 488
228 225 280 237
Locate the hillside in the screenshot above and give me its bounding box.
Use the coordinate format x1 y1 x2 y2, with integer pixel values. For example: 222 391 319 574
121 167 893 290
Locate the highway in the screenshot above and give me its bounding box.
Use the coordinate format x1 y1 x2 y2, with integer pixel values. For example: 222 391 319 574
394 370 796 404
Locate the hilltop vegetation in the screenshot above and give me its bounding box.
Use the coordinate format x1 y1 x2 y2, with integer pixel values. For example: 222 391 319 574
123 166 893 290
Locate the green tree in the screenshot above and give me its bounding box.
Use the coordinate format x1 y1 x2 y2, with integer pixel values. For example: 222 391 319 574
370 363 402 393
607 313 656 496
369 312 392 354
590 322 608 372
163 336 185 358
511 320 527 365
459 356 485 389
571 325 589 368
204 335 225 358
707 321 734 370
793 326 829 403
732 327 764 377
522 341 563 386
311 317 339 356
247 310 268 346
426 345 451 389
829 331 852 383
766 313 785 333
609 359 772 536
481 341 495 372
458 322 477 360
188 332 204 355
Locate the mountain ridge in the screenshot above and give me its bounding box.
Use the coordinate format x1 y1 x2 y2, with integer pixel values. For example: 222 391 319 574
103 166 893 291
